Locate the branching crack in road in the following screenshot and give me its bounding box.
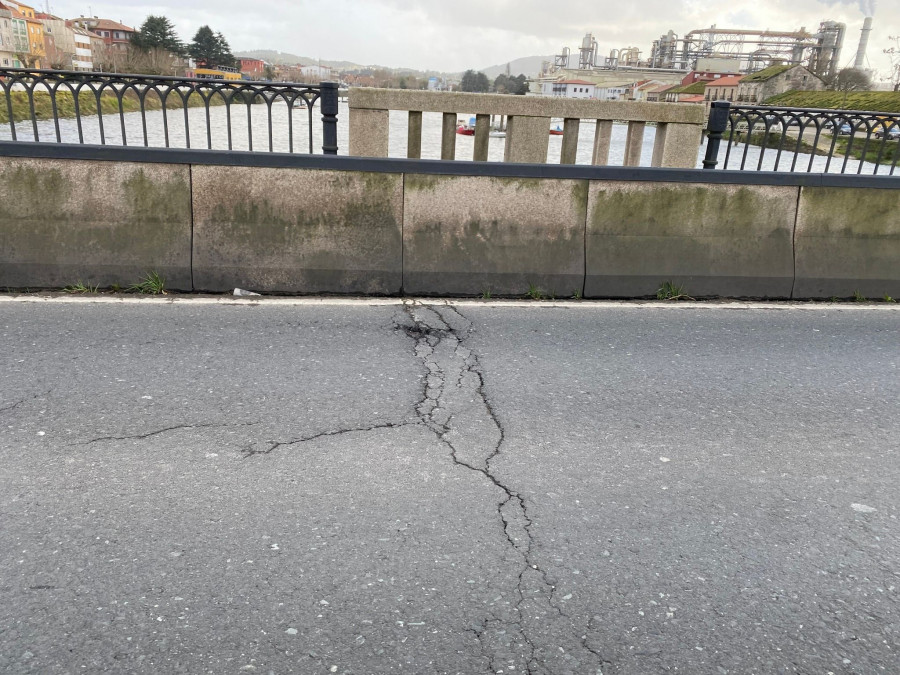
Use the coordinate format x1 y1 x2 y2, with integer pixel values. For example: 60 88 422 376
396 300 604 675
241 420 423 458
73 421 261 446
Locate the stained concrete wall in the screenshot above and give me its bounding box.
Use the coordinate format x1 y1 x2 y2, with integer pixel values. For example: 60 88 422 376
795 186 900 298
586 182 798 298
403 174 586 296
0 157 191 290
192 166 402 294
1 152 897 299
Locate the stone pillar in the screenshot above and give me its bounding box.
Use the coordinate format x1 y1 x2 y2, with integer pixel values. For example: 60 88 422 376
441 112 457 160
504 115 550 163
623 121 645 166
560 118 580 164
348 108 389 157
473 113 490 161
651 122 703 168
592 120 614 165
407 111 422 159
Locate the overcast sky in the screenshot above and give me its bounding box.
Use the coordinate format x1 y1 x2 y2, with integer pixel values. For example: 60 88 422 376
49 0 898 80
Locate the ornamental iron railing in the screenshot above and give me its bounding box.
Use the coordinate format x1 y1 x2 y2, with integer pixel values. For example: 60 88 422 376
0 68 338 154
704 100 900 175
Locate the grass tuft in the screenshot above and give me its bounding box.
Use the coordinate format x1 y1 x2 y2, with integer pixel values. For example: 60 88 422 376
656 280 693 301
63 281 98 294
526 283 544 301
127 271 166 295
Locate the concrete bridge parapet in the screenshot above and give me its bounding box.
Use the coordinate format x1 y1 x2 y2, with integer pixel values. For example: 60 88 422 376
348 89 705 168
0 143 898 300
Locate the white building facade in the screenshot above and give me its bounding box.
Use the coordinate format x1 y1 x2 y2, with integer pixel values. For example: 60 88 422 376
541 79 596 98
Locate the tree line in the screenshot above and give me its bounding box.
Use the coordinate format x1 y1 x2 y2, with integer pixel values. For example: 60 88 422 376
460 69 529 94
131 16 235 67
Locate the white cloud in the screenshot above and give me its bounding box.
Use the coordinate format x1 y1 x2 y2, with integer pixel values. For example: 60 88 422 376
49 0 899 74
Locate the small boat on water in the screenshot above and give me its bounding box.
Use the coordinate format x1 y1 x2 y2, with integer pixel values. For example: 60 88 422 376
456 115 476 136
549 125 564 136
489 130 506 138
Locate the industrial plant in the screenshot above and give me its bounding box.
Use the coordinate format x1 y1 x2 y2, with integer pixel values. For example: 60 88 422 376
539 14 875 86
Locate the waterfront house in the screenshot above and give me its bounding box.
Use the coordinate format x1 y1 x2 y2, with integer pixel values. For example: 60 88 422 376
627 80 670 101
541 79 596 98
239 57 267 80
736 64 823 103
664 81 707 103
70 16 134 52
0 4 15 67
705 75 743 102
644 84 674 102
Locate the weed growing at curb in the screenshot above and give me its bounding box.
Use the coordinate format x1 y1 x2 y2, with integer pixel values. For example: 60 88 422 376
63 282 99 294
128 272 166 295
481 289 492 300
526 283 544 301
883 295 895 303
853 289 867 303
657 280 694 301
572 289 582 299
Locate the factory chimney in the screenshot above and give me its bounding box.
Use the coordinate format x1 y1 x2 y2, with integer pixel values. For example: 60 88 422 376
854 16 873 69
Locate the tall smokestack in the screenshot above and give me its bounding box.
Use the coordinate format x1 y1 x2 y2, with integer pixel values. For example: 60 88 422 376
854 16 873 69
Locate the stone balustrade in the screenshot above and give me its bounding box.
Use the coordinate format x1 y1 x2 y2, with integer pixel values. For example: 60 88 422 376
348 89 706 168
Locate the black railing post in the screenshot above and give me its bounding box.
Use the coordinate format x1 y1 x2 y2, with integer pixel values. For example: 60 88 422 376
320 81 339 155
703 100 731 170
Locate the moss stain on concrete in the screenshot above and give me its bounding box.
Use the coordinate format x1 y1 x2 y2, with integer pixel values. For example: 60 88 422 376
122 168 191 225
800 187 900 238
590 184 793 237
0 165 70 218
405 174 443 192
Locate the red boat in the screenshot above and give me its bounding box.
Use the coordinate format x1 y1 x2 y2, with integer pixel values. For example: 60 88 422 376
456 124 475 136
549 125 564 136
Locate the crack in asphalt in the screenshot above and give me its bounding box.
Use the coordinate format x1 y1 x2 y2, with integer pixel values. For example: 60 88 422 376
240 420 423 458
0 390 51 415
397 300 604 675
73 421 260 446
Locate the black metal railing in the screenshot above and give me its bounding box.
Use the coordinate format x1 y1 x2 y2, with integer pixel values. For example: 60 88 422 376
0 68 338 154
703 100 900 175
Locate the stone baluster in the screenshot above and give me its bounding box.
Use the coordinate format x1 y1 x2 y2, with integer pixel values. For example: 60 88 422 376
652 122 703 168
624 121 646 166
504 115 550 163
560 118 580 164
348 108 389 157
407 111 422 159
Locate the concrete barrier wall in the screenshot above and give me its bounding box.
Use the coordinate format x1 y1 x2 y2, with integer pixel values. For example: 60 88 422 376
403 174 586 296
0 157 191 290
0 147 897 299
586 182 798 298
795 186 900 298
192 166 402 294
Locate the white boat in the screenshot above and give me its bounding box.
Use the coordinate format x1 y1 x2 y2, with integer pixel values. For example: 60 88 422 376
489 130 506 138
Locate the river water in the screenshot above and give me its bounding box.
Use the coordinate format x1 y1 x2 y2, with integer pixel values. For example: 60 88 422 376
0 99 883 174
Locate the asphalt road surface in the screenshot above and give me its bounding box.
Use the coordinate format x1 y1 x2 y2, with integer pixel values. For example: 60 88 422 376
1 297 898 675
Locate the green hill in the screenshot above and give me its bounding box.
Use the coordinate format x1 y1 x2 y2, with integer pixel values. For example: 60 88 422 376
765 90 900 112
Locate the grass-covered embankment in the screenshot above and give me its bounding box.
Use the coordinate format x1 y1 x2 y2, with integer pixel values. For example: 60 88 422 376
0 89 236 125
764 90 900 112
728 128 899 166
